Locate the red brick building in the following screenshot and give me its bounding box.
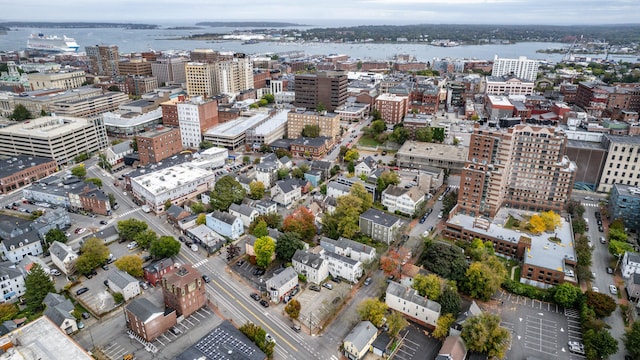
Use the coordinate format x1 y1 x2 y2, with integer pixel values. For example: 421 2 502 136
125 297 177 342
290 137 333 159
375 93 408 124
161 101 179 127
253 70 271 89
161 264 206 317
137 126 182 165
78 186 111 216
0 155 57 194
144 258 176 286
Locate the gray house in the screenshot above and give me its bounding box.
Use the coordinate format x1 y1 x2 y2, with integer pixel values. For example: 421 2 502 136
359 208 403 244
107 270 140 301
43 293 77 334
343 320 378 360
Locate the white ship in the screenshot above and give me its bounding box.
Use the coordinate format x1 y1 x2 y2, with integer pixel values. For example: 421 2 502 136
27 33 80 53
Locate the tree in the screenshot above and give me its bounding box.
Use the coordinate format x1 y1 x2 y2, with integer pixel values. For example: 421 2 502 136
239 322 274 358
112 292 124 304
117 219 148 242
254 236 275 268
609 239 634 257
226 244 240 261
114 255 144 277
251 220 269 238
433 313 455 339
134 229 158 249
284 299 301 319
526 214 546 234
344 149 359 162
164 199 173 210
440 283 461 316
350 183 372 213
24 263 55 312
463 261 505 301
210 175 246 211
415 127 433 142
551 283 581 308
301 124 320 138
249 213 283 232
291 167 305 179
412 273 442 300
107 193 116 207
10 104 32 121
357 299 388 327
0 303 18 322
624 321 640 359
461 313 511 359
44 228 67 252
380 249 403 277
432 127 445 142
243 155 251 164
386 311 408 338
585 290 617 318
335 195 363 238
316 103 326 112
277 168 290 180
249 181 265 200
370 119 386 135
191 202 205 214
85 177 103 188
274 149 292 159
420 241 468 283
97 153 111 171
282 207 317 241
539 210 561 231
275 232 305 262
263 93 275 103
390 126 409 144
196 213 206 225
377 171 400 193
76 237 110 275
609 226 628 243
583 328 618 360
71 165 87 178
149 236 181 259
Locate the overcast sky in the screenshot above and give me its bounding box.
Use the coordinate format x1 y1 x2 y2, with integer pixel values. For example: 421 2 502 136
3 0 639 25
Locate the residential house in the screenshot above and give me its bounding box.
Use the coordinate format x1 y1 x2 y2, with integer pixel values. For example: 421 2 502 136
178 214 198 232
304 170 323 187
107 270 141 301
69 183 112 216
359 209 403 244
310 160 334 181
292 249 328 285
354 156 378 177
162 264 206 317
385 281 441 328
43 293 77 334
290 136 333 159
265 267 298 304
252 199 277 215
255 161 279 188
279 156 293 169
436 335 468 360
343 320 378 360
622 252 640 279
186 224 225 253
229 203 259 227
235 175 253 192
271 179 304 207
382 185 425 216
320 237 377 264
143 258 175 286
17 255 50 276
81 225 119 245
166 204 191 227
449 300 483 336
324 196 338 215
245 234 278 262
125 297 177 342
0 262 25 303
326 181 351 199
323 251 363 283
49 241 78 275
371 332 393 357
103 140 133 172
0 229 43 264
627 273 640 302
206 210 244 240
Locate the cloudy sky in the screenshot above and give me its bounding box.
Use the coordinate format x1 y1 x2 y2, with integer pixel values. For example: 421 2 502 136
3 0 639 25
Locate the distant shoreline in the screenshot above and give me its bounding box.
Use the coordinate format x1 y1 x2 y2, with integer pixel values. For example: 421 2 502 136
0 21 157 29
195 21 307 27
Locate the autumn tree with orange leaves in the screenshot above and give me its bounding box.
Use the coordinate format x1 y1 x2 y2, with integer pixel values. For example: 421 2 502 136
282 207 317 241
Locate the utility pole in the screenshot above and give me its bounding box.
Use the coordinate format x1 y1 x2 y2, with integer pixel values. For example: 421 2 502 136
309 311 312 335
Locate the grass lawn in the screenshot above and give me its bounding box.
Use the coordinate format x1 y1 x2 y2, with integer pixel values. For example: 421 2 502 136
357 135 382 147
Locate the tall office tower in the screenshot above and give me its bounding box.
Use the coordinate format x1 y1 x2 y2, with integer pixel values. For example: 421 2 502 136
151 57 188 85
457 124 576 218
85 45 120 77
185 62 216 97
491 55 540 82
118 59 152 76
294 71 348 112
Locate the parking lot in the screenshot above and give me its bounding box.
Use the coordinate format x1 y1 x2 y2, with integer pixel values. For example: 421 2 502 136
495 290 585 359
391 321 439 360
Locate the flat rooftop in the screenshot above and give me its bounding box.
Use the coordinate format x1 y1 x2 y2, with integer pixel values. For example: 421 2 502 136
0 115 94 138
397 141 468 162
0 155 54 179
487 95 513 107
204 111 270 138
252 110 289 135
132 163 214 195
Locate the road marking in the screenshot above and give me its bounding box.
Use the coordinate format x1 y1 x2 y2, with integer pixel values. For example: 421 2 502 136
116 208 141 217
193 259 208 268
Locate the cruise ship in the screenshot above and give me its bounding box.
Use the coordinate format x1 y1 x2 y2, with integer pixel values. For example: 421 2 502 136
27 33 80 53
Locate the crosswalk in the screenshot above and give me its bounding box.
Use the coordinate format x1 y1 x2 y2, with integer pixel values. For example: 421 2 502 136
193 259 208 268
580 202 600 208
116 208 141 217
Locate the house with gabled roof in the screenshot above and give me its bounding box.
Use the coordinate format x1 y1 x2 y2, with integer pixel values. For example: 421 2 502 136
354 156 378 177
235 174 254 192
323 251 363 283
143 258 175 286
450 300 482 336
436 335 468 360
359 208 403 244
186 224 225 253
229 203 259 227
320 237 377 264
206 210 243 240
382 185 425 216
292 249 328 285
271 178 305 207
166 204 191 226
124 297 177 342
311 160 333 180
0 226 43 264
265 267 298 304
252 199 277 215
103 140 133 172
107 270 141 301
343 320 378 360
43 293 77 334
0 262 25 303
385 281 441 327
326 181 351 199
49 241 77 275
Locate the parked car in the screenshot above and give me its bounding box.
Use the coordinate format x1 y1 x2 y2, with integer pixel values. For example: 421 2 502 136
81 312 90 319
236 260 245 266
592 286 599 293
127 241 138 250
607 267 614 274
252 268 265 276
331 277 341 283
600 236 607 244
259 299 270 308
322 283 333 290
99 220 108 225
50 269 61 276
101 264 109 271
178 236 186 242
139 281 149 290
291 324 301 333
104 280 109 287
309 284 321 292
609 285 618 294
76 287 89 296
250 293 261 301
364 277 372 286
202 275 211 283
290 287 299 296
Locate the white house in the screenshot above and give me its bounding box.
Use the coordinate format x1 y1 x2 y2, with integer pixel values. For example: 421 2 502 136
382 185 425 216
265 267 298 304
343 321 378 360
228 203 259 228
49 241 77 275
320 237 377 264
103 140 133 172
0 231 44 264
0 263 25 303
354 156 378 177
292 249 328 285
385 281 441 327
253 199 278 215
43 293 78 334
622 252 640 279
271 179 303 207
107 270 141 301
206 210 244 240
326 181 351 199
323 251 363 283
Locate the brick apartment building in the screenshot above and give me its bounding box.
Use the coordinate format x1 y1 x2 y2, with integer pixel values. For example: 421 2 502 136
287 109 341 140
410 83 440 114
118 59 153 76
294 71 348 112
0 155 57 194
375 93 408 124
161 264 206 317
125 297 177 342
136 126 183 165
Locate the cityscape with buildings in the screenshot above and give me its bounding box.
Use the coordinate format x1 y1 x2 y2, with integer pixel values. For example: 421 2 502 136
0 5 640 360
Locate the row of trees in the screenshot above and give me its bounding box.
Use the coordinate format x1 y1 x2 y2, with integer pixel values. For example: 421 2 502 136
117 219 181 259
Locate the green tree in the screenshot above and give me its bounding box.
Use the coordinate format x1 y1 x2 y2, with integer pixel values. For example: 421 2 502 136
585 290 617 318
420 241 468 283
357 298 388 327
9 104 32 121
415 127 433 142
252 220 269 238
609 239 634 257
335 195 363 238
249 213 283 232
149 236 181 259
277 168 290 180
461 313 511 359
254 236 275 268
239 322 274 358
275 148 292 159
439 283 461 316
350 182 372 213
551 283 581 308
583 328 618 360
301 124 320 138
275 232 305 262
107 193 116 207
114 255 144 277
196 213 206 225
76 237 110 274
191 202 205 213
83 177 102 188
248 181 265 200
432 127 445 142
243 155 251 164
117 219 148 242
370 119 386 135
412 273 442 300
0 303 19 322
284 299 301 319
134 229 158 249
44 228 67 252
376 171 400 193
316 103 326 112
282 207 317 241
344 149 360 162
386 311 408 338
291 167 305 179
164 199 173 210
24 263 55 312
433 313 455 340
263 93 275 103
624 321 640 359
112 292 124 304
463 261 505 301
390 126 409 144
97 153 111 171
210 175 246 211
71 165 87 178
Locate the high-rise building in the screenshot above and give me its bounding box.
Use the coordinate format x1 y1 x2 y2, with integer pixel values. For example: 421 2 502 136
185 62 215 97
374 93 408 124
118 59 152 76
294 71 348 112
85 45 120 77
185 54 253 97
491 55 539 82
151 57 188 85
176 96 219 148
457 124 576 218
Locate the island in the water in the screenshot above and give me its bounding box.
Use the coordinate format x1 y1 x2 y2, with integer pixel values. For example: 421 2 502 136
0 22 158 29
195 21 307 27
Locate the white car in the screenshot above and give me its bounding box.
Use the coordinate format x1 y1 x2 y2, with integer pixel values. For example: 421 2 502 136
127 241 138 250
265 333 275 343
591 286 599 293
50 269 61 276
609 285 618 295
77 228 86 234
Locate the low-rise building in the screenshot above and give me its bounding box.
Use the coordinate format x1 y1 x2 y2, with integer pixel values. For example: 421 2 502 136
271 179 304 207
253 199 277 215
124 297 177 342
292 249 328 285
136 126 183 166
206 210 244 240
176 320 266 360
102 140 133 172
107 270 141 301
382 185 425 216
436 335 468 360
43 293 77 334
385 281 441 328
228 203 259 228
323 251 363 283
0 155 57 195
161 264 206 317
0 262 25 303
265 267 298 304
626 273 640 302
186 224 226 253
354 156 377 177
143 258 175 286
359 209 403 244
622 252 640 279
49 241 77 275
485 75 534 96
320 237 377 264
343 320 378 360
0 229 43 264
396 141 468 174
290 136 333 159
